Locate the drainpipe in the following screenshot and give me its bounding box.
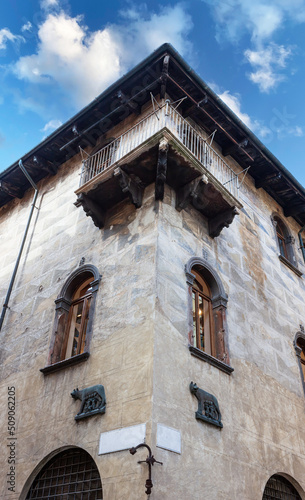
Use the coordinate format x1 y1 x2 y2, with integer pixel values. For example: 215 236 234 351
298 226 305 264
0 160 38 332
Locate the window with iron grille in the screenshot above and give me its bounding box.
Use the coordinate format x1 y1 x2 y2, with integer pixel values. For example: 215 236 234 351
262 474 301 500
25 448 103 500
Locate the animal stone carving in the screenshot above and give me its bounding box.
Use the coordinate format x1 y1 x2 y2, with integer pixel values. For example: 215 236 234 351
189 381 223 428
71 384 106 421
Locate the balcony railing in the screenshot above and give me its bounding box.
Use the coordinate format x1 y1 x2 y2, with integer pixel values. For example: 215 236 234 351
79 102 239 198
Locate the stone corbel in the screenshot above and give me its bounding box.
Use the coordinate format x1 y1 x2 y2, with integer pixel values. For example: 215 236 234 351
77 193 106 229
208 207 238 238
176 177 201 212
155 138 169 201
114 168 143 208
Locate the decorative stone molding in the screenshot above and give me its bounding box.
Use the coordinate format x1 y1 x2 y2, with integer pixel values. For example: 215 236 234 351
185 257 228 306
189 346 234 375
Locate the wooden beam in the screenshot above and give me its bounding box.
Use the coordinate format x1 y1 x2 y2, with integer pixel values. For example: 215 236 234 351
0 180 23 198
114 168 143 208
155 138 169 201
160 55 170 99
184 95 208 117
116 90 140 115
255 172 281 189
284 203 305 217
33 155 58 175
222 139 248 157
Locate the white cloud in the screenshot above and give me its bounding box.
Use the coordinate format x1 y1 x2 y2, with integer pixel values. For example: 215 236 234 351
245 44 292 92
202 0 305 92
40 0 59 10
41 119 62 134
217 90 253 129
0 28 24 50
21 21 33 32
202 0 305 44
13 5 193 108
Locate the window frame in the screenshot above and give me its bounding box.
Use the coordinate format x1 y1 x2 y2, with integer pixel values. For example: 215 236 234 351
271 215 302 277
40 264 101 375
294 328 305 396
185 257 233 375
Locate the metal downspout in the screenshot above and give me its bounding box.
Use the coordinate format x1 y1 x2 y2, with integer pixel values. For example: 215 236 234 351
298 225 305 264
0 160 38 332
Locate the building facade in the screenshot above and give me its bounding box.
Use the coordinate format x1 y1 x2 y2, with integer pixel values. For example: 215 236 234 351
1 44 305 499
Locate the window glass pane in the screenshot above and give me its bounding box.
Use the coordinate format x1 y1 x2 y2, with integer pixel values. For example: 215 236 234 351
192 291 197 348
71 301 84 357
278 235 287 258
199 295 204 350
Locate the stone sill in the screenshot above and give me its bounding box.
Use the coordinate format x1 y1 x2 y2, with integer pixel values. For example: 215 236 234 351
278 255 303 277
189 346 234 375
40 352 90 375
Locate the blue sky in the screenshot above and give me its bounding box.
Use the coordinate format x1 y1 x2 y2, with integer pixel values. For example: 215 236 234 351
1 0 305 186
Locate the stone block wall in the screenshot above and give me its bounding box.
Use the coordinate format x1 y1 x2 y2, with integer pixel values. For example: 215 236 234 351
0 144 305 499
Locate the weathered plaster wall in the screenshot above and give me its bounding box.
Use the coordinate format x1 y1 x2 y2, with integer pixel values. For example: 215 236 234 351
0 158 158 500
151 180 305 499
1 136 305 499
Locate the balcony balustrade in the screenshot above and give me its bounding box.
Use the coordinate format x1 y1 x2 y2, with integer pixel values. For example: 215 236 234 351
79 102 239 199
76 101 242 237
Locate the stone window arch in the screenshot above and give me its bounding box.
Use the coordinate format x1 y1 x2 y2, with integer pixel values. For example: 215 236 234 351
294 326 305 396
185 257 233 375
24 447 103 499
41 264 101 374
262 474 302 499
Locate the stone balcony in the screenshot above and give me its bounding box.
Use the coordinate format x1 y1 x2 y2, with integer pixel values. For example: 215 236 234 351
75 101 242 237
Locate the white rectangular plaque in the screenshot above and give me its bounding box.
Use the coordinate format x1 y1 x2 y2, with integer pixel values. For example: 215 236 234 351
156 424 181 454
99 423 146 455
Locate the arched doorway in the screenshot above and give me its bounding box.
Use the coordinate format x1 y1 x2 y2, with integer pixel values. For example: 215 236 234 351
25 447 103 499
263 474 301 499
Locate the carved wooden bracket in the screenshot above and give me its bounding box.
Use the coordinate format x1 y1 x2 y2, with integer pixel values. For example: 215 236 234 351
208 207 238 238
0 180 22 199
114 168 143 208
77 193 106 229
155 138 169 201
117 90 141 115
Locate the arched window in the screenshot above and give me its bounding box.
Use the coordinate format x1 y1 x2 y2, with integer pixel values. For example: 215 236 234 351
24 448 103 499
262 474 301 499
294 327 305 396
271 215 301 276
275 216 289 260
185 257 233 375
41 264 101 374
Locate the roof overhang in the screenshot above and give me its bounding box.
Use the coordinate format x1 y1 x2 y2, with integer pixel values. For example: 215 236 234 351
1 43 304 226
